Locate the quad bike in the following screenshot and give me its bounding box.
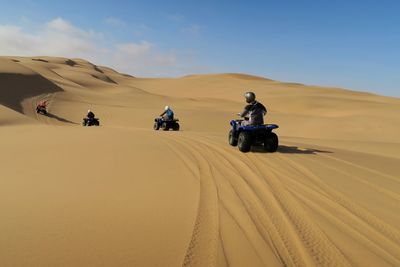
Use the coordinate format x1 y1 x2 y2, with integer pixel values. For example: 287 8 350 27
82 117 100 126
36 105 47 115
229 119 279 152
154 117 180 131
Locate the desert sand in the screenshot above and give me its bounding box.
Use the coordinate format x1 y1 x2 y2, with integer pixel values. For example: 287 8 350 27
1 56 399 267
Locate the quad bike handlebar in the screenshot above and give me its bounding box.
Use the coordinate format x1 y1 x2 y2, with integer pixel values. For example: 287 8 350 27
236 113 249 120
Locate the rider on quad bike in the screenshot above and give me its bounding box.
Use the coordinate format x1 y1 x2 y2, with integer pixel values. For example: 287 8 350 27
159 106 174 121
239 92 267 125
83 109 99 126
87 109 95 120
36 100 48 115
154 106 180 131
229 91 278 152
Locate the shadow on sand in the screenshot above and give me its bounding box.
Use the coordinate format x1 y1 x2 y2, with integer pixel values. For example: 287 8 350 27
45 112 78 125
251 145 332 154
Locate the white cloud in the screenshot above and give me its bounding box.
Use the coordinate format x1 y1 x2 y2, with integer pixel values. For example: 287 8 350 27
0 25 36 54
47 17 79 32
116 41 153 57
112 41 179 75
0 18 104 61
0 18 194 76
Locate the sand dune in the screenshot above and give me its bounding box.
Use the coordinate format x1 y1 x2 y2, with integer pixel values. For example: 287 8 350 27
1 56 399 266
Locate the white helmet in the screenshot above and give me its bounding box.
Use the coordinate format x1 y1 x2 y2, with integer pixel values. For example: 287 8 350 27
165 105 170 110
88 109 91 113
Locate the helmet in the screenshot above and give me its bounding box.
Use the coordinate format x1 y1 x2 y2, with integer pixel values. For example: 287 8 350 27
165 106 170 110
244 92 256 103
88 109 91 113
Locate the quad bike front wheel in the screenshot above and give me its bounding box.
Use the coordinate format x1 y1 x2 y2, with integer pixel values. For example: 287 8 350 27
154 122 160 130
36 109 47 115
172 123 180 131
264 132 278 152
228 130 238 146
238 131 252 152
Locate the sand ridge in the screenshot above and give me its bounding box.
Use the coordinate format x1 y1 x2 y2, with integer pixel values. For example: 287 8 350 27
1 56 399 266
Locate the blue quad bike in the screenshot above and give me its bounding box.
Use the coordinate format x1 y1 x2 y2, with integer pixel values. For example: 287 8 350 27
229 119 279 152
154 117 180 131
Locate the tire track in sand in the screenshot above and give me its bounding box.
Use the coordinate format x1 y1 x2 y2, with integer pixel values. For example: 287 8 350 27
161 132 400 266
162 135 220 267
164 133 351 267
274 155 400 245
252 154 400 266
195 136 352 267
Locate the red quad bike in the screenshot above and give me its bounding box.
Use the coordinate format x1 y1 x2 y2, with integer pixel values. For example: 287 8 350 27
36 105 47 115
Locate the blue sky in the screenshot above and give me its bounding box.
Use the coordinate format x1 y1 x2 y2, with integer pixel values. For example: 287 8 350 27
0 0 399 97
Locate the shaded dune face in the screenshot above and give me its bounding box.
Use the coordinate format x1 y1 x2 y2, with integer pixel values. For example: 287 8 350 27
1 56 400 267
0 58 64 113
0 72 63 112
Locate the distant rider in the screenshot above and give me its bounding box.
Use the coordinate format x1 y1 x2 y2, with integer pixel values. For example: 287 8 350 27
160 106 174 121
86 109 95 123
36 100 47 113
37 100 47 109
87 109 95 119
239 92 267 125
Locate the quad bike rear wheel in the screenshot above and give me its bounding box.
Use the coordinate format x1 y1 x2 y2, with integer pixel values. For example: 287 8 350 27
238 131 252 152
264 132 278 152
